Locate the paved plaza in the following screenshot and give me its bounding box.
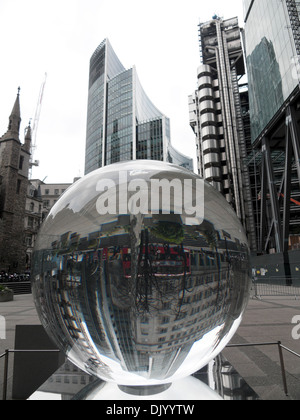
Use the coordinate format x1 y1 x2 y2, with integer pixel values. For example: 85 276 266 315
223 296 300 400
1 293 300 400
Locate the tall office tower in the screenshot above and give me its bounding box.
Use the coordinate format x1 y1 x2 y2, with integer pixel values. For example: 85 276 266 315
243 0 300 276
85 39 193 175
244 0 300 256
189 17 256 250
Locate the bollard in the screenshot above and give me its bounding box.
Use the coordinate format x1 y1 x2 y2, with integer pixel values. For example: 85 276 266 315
2 350 9 401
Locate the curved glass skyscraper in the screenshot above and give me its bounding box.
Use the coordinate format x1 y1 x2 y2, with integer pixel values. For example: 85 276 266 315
85 39 193 175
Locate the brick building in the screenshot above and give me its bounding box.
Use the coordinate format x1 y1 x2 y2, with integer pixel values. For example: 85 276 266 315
0 90 31 273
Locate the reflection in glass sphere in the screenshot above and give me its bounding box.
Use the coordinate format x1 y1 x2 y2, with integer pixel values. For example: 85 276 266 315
32 161 251 388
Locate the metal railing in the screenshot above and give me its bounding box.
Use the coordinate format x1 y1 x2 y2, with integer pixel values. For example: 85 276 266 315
251 277 300 300
0 349 60 400
1 342 300 400
227 341 300 396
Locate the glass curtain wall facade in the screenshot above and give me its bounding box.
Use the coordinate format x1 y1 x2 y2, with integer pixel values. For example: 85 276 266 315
106 69 134 165
244 0 300 144
85 39 193 175
244 0 300 278
86 39 125 174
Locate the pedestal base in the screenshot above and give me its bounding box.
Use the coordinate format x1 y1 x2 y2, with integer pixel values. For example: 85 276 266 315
118 383 172 396
28 354 259 400
75 377 223 400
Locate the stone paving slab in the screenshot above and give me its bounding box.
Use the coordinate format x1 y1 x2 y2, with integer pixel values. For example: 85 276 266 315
1 294 300 400
223 296 300 400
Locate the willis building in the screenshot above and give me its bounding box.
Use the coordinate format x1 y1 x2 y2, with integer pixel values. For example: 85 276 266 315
85 39 193 175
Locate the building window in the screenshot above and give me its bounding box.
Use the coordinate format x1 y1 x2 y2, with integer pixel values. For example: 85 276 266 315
45 189 49 195
19 155 24 170
54 189 59 195
16 179 21 194
25 235 32 247
161 316 169 324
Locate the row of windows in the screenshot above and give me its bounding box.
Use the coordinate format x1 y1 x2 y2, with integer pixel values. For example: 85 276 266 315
108 68 132 85
106 115 133 135
43 188 66 196
107 96 132 115
106 150 133 165
85 142 102 165
43 199 57 209
108 82 132 99
106 138 132 154
86 117 103 143
107 104 132 122
88 93 105 114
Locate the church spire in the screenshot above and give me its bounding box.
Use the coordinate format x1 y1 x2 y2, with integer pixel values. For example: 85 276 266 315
1 88 21 141
24 120 32 153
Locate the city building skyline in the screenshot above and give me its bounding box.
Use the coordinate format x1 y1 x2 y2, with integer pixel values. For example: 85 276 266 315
85 39 193 175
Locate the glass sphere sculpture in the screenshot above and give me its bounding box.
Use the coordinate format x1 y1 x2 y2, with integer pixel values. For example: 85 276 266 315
32 161 251 388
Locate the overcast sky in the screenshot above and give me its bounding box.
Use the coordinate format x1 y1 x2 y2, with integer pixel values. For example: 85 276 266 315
0 0 244 183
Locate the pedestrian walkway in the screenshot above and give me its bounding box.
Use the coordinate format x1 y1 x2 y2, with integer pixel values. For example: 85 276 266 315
0 294 41 399
0 294 40 353
223 296 300 400
1 294 300 400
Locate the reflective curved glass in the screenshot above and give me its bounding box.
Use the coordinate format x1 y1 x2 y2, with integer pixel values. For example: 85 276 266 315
32 161 251 387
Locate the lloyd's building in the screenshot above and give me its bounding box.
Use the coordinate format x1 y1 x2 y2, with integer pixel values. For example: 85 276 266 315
244 0 300 279
85 39 193 175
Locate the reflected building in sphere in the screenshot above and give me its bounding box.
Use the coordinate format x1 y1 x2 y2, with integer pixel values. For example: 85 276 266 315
85 39 193 175
32 161 251 390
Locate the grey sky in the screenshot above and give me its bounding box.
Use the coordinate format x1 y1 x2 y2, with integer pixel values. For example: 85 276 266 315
0 0 244 182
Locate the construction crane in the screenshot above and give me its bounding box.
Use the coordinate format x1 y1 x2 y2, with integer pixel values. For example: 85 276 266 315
29 72 47 179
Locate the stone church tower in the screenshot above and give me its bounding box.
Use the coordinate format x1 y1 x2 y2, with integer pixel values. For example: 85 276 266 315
0 89 31 272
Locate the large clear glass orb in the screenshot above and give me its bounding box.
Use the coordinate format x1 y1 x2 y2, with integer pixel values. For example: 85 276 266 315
32 161 251 387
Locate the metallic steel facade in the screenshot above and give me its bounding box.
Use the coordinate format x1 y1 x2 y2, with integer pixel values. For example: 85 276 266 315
244 1 300 278
189 17 256 251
